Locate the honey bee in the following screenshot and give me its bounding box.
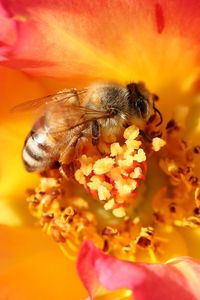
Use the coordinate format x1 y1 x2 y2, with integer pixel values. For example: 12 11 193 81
13 82 162 173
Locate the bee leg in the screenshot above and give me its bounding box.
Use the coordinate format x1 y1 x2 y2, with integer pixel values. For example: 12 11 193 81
92 120 105 155
60 161 80 180
139 130 153 142
59 136 80 179
51 160 61 169
151 130 162 138
92 120 100 146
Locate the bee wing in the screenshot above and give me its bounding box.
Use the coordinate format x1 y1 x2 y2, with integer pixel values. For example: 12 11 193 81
12 87 109 136
11 88 87 113
45 104 109 134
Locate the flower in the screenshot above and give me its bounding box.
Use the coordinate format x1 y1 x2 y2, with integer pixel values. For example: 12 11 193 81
1 1 200 300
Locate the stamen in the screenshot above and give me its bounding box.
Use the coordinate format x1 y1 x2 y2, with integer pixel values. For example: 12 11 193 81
27 105 200 264
74 124 162 218
59 243 77 261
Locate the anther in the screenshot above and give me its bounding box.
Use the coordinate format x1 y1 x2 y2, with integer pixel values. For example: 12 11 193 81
103 240 109 252
194 146 200 154
169 202 177 213
193 207 200 215
189 176 199 187
166 119 177 130
102 226 118 236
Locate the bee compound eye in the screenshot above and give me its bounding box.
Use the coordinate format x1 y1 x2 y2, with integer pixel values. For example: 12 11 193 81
135 98 148 119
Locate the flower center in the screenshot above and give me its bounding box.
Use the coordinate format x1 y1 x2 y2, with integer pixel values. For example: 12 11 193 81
27 104 200 263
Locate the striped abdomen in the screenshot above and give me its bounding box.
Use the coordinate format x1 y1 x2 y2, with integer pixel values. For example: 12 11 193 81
22 116 58 172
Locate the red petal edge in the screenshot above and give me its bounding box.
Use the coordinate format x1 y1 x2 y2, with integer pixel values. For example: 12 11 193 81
77 240 200 300
0 2 16 59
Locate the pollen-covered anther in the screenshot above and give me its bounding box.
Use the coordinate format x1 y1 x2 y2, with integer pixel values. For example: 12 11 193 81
97 185 111 201
195 187 200 208
74 124 166 217
27 173 173 262
152 137 166 152
123 124 140 140
175 216 200 228
133 148 146 162
110 143 123 157
93 157 115 175
74 169 85 184
115 178 137 195
112 207 126 218
135 226 154 248
153 116 200 229
130 167 142 179
79 154 94 176
102 226 118 236
104 198 115 210
26 101 200 264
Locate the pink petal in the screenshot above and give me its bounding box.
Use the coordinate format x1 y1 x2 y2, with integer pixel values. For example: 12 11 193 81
77 241 200 300
0 0 200 86
0 2 16 60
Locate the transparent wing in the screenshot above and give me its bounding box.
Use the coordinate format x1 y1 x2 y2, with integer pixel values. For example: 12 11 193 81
45 104 109 134
11 87 110 137
11 88 87 113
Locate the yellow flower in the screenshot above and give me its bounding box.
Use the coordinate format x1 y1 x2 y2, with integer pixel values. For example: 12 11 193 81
1 0 200 299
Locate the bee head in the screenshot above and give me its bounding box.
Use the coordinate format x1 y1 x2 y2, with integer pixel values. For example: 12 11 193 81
126 82 151 120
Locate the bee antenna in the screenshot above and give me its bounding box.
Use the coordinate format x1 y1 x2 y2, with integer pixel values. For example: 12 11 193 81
153 104 163 126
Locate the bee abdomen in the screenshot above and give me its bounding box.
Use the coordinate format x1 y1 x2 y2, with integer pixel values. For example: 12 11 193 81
22 131 55 172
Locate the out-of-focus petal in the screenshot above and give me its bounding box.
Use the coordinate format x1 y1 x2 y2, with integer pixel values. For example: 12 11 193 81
0 66 66 225
0 2 16 60
0 225 87 300
0 67 43 224
77 241 200 300
0 0 200 94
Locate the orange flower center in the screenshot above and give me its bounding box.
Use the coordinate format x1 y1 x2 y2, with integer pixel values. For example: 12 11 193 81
27 94 200 263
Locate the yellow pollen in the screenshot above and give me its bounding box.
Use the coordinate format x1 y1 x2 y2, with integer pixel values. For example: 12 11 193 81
79 154 94 175
133 148 146 162
104 198 115 210
74 169 85 184
112 207 126 218
123 124 140 140
152 137 166 152
115 178 137 195
93 157 115 175
97 185 111 201
130 167 142 179
87 175 103 190
108 167 123 181
125 139 142 149
118 155 134 168
74 125 149 218
110 142 123 156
